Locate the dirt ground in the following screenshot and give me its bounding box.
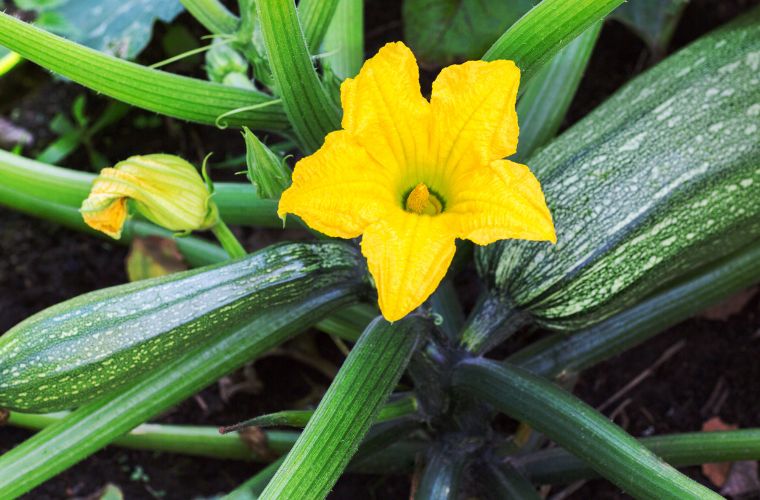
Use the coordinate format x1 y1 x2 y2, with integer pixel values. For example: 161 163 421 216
1 0 759 498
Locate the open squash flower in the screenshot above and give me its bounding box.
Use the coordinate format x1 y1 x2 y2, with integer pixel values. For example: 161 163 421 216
81 154 218 239
279 42 556 321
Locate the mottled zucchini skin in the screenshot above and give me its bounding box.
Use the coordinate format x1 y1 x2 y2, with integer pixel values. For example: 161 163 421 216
0 241 366 412
477 10 760 331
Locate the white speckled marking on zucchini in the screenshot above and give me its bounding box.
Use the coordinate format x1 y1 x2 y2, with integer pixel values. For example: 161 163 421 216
477 10 760 332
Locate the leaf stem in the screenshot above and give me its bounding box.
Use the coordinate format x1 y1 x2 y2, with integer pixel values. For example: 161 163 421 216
515 429 760 485
452 359 721 499
211 219 247 258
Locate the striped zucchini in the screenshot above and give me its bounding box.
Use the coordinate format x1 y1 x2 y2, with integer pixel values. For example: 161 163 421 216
0 242 366 412
474 10 760 335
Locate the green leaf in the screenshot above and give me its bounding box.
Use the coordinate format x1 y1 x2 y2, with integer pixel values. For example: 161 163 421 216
24 0 185 59
260 316 426 499
322 0 364 79
514 22 601 161
484 0 625 85
0 262 362 497
256 0 341 152
510 239 760 378
452 359 722 499
612 0 689 55
403 0 536 66
0 12 289 131
516 429 760 485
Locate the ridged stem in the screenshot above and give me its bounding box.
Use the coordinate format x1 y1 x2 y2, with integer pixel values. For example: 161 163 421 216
0 12 288 131
483 0 624 85
260 316 426 499
298 0 341 52
516 429 760 485
452 359 721 499
515 22 602 161
180 0 240 35
321 0 364 79
256 0 341 152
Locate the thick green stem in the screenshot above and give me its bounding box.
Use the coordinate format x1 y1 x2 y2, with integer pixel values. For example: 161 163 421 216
452 359 721 499
516 429 760 485
515 22 602 161
483 0 624 86
260 316 426 499
0 13 287 131
256 0 341 152
298 0 341 52
321 0 364 79
180 0 240 35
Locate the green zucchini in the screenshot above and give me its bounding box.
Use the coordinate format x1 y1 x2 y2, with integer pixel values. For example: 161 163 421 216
469 9 760 341
0 241 366 412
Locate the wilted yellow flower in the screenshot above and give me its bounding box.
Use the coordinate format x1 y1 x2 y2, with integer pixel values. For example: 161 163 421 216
279 42 556 321
81 154 218 239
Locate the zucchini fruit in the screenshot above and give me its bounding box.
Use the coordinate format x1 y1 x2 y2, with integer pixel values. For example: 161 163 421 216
0 241 366 412
473 10 760 335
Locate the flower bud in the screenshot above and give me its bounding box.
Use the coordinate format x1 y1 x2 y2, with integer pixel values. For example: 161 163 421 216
243 127 291 199
80 154 218 239
205 40 252 89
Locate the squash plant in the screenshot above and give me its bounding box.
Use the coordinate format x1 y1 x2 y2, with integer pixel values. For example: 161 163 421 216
0 0 759 498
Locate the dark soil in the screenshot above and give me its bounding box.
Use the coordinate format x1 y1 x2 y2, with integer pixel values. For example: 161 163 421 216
1 0 759 498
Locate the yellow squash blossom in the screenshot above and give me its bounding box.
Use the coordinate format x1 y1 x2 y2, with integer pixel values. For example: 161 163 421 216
81 154 218 239
279 42 556 321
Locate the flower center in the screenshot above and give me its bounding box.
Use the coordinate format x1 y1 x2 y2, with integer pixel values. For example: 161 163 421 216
405 183 443 215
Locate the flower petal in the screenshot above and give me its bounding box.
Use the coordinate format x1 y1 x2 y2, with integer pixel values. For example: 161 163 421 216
361 210 457 321
278 131 396 238
430 60 520 173
80 195 128 239
448 160 556 245
341 41 431 176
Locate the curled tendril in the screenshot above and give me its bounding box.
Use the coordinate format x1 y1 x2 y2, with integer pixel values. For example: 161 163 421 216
214 99 283 130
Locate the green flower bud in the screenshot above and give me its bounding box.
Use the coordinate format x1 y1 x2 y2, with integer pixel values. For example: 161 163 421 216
243 127 291 199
